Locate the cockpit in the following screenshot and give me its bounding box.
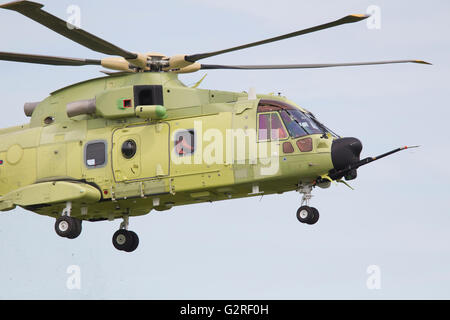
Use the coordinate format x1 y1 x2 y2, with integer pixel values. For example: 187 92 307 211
257 99 338 141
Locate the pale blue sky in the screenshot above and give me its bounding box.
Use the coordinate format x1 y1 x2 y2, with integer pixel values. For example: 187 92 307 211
0 0 449 299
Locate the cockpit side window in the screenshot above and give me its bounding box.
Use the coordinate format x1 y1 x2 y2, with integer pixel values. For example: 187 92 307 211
258 114 270 141
270 113 288 140
258 112 288 141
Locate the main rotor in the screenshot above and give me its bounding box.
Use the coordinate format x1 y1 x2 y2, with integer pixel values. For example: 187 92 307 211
0 1 430 74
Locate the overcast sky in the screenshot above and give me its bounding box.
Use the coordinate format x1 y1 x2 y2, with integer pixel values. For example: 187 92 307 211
0 0 449 299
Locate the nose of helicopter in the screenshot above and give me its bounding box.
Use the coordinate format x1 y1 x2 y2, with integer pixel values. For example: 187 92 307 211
331 137 363 170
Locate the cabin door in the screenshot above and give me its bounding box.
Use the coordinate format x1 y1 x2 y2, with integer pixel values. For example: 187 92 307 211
112 123 170 182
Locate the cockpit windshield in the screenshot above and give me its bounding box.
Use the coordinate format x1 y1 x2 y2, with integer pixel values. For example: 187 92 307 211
279 109 323 138
257 99 337 139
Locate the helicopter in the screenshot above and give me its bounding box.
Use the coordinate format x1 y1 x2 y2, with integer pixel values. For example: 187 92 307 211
0 1 429 252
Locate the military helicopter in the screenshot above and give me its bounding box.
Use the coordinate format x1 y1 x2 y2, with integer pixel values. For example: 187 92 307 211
0 1 429 252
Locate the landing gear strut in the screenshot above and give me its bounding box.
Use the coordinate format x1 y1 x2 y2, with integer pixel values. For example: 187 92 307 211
112 215 139 252
55 201 82 239
296 185 320 225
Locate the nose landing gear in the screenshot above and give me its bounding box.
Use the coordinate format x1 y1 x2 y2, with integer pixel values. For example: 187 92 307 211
296 206 319 225
296 185 320 225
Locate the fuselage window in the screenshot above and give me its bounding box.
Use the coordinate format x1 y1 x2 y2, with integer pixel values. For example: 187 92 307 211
175 130 195 156
85 141 107 168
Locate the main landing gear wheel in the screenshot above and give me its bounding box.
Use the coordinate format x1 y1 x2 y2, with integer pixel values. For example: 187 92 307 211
296 206 320 225
112 215 139 252
55 216 82 239
112 229 139 252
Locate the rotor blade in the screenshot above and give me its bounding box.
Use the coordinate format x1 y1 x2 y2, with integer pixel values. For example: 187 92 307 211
0 51 101 66
185 14 370 62
0 1 137 59
200 60 432 70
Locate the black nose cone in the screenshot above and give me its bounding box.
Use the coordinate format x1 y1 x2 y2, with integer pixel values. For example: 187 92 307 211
331 137 363 170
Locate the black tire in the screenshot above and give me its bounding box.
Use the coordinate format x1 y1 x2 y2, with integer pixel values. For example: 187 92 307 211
296 206 314 224
124 231 139 252
67 218 82 239
55 216 81 239
112 229 136 252
308 207 320 225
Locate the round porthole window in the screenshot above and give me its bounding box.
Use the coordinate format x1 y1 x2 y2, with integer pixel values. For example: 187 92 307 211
44 116 54 125
121 140 137 159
